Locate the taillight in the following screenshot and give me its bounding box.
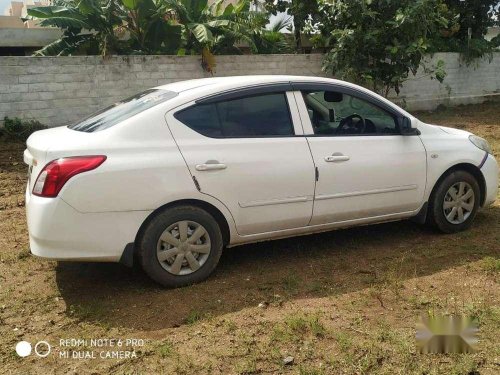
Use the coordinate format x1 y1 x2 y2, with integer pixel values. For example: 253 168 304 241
32 156 106 197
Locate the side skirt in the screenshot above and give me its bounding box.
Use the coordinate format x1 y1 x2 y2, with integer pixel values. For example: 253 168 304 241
228 208 422 248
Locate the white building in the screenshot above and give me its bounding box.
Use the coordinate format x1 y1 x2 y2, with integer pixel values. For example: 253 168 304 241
0 0 61 55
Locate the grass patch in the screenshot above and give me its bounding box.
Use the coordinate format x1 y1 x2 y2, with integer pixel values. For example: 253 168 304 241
479 256 500 275
222 318 238 333
185 309 206 325
234 357 257 374
333 331 352 351
158 340 174 358
299 365 326 375
286 314 326 338
375 320 398 344
68 302 107 321
16 249 30 260
282 273 301 295
273 312 326 342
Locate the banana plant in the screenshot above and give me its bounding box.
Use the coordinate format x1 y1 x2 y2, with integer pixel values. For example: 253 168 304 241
119 0 182 54
26 0 124 56
163 0 256 71
26 0 182 56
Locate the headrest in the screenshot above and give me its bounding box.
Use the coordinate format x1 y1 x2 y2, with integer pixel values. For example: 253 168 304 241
324 91 343 102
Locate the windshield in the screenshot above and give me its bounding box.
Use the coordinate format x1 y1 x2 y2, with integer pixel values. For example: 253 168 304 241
68 89 178 132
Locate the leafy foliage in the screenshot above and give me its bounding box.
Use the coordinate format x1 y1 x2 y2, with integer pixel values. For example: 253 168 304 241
251 15 293 54
26 0 126 56
1 117 47 142
262 0 319 50
164 0 255 55
26 0 258 58
118 0 183 54
429 0 500 64
443 0 499 40
316 0 450 97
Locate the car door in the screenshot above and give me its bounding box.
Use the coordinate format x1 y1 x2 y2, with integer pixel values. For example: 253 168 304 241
166 88 316 236
293 84 427 225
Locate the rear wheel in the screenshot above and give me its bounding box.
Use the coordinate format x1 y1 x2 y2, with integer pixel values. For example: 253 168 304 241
138 205 223 287
428 170 480 233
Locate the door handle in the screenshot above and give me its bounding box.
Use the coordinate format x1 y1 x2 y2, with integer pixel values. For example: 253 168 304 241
325 154 350 162
195 161 227 171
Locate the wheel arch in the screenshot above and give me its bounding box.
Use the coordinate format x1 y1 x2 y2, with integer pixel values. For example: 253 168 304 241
134 199 232 251
429 163 486 209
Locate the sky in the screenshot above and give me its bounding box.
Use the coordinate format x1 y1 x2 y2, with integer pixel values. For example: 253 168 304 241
0 0 12 15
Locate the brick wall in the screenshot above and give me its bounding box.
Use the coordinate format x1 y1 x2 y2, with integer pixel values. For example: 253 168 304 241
0 53 498 127
394 53 500 110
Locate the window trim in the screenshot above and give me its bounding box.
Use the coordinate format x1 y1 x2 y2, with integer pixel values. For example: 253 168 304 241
175 90 297 139
291 82 407 137
195 83 292 105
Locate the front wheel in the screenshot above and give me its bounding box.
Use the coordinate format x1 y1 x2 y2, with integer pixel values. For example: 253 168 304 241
138 205 223 287
428 170 480 233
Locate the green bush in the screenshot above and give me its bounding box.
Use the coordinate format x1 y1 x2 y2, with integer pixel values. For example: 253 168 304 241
1 117 47 142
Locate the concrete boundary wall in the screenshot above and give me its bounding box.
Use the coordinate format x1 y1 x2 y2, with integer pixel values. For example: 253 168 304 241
0 53 498 127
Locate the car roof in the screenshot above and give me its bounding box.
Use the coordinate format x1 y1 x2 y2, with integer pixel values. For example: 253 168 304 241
156 75 344 93
154 75 413 119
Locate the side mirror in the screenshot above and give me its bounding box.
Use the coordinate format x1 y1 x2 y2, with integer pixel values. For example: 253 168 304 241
400 117 420 136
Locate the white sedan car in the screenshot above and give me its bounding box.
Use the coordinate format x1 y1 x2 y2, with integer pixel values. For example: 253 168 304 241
24 76 498 287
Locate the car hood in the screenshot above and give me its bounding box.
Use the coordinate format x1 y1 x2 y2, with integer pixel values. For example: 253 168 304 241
437 125 472 137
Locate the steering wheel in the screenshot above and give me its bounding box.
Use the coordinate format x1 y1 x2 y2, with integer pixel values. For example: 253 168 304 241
337 114 366 134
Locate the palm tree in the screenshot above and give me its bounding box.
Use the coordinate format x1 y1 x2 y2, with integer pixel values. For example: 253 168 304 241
252 14 293 54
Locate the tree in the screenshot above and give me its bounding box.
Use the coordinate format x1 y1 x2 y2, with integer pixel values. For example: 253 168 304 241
251 15 293 54
262 0 318 50
443 0 499 40
26 0 255 58
26 0 124 56
317 0 448 97
119 0 182 54
164 0 255 55
429 0 500 63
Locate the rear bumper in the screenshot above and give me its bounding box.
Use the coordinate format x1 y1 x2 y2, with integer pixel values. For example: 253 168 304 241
481 154 499 207
26 186 151 262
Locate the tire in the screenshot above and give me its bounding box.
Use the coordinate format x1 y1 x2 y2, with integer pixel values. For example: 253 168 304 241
138 205 223 287
428 170 480 233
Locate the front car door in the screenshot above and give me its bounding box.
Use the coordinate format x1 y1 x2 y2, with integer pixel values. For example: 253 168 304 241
293 83 427 225
166 87 316 236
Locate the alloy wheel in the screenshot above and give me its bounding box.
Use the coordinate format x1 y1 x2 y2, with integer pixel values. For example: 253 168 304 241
443 182 475 224
156 221 211 275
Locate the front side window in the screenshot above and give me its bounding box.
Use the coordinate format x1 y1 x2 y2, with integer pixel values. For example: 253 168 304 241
302 91 399 136
175 93 294 138
69 89 178 133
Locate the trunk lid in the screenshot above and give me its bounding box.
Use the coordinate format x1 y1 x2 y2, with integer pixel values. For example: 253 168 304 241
25 126 105 193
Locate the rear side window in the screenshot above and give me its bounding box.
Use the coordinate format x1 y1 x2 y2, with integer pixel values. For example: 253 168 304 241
175 93 294 138
174 103 221 137
69 89 177 132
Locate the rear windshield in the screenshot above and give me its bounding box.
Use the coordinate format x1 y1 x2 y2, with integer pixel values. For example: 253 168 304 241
68 89 177 132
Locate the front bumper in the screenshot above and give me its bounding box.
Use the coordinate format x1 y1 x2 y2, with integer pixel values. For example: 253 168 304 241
481 154 499 207
26 186 151 262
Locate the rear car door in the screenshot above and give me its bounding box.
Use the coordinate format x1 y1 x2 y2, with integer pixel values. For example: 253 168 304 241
166 87 316 236
293 84 427 225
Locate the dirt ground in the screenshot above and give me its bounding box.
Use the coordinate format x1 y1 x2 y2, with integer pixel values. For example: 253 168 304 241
0 102 499 374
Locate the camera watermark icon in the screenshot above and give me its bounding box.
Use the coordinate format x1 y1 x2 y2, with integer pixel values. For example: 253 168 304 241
416 314 478 354
15 341 31 357
15 341 51 358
